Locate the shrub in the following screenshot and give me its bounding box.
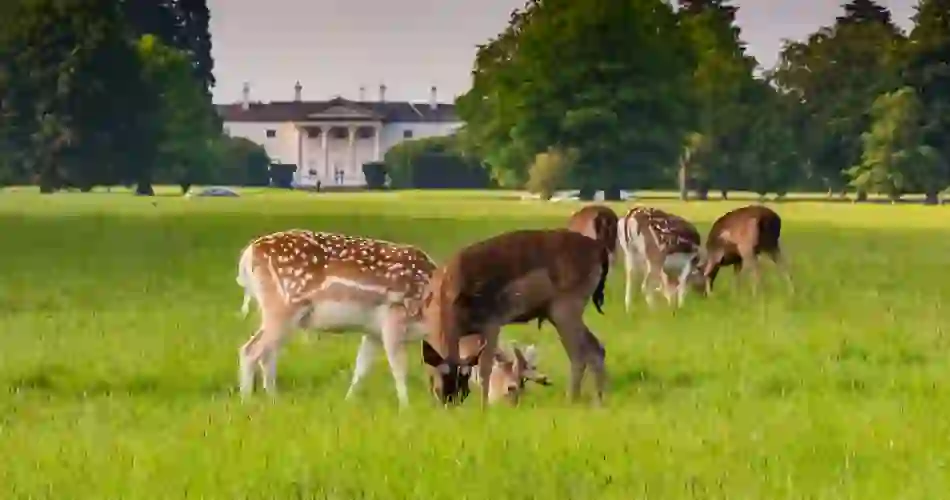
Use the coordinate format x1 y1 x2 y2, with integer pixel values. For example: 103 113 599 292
525 147 575 200
362 162 388 189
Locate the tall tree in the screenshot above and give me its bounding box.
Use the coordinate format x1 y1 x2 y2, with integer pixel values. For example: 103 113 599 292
175 0 215 92
902 0 950 202
846 87 942 201
121 0 216 93
457 0 697 198
735 77 803 198
1 0 160 192
772 0 905 196
677 0 758 199
455 2 541 188
837 0 892 25
137 35 219 193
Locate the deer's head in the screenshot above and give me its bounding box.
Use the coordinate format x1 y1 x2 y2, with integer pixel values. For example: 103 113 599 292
422 340 483 405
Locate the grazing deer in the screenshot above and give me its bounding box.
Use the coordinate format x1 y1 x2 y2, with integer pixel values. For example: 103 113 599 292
567 204 620 263
701 204 792 295
424 337 550 406
421 229 609 407
618 206 706 310
234 229 437 406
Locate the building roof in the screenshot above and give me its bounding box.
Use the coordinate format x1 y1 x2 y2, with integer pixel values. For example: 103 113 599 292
216 96 459 124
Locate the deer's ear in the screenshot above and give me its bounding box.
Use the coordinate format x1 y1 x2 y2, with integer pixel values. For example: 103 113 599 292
421 341 445 368
461 341 485 367
492 350 507 364
512 346 528 368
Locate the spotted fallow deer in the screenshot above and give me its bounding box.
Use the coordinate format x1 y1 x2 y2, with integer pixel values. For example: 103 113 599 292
235 229 445 407
701 204 792 295
423 336 550 406
618 206 707 310
566 204 620 263
421 229 609 407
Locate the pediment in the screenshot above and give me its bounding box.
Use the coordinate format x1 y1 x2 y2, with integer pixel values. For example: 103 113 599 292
307 102 377 119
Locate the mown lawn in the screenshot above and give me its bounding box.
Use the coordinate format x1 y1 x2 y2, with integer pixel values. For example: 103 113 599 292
1 188 948 499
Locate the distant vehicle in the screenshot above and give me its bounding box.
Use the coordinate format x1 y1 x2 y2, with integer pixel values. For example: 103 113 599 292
189 187 240 197
548 190 635 202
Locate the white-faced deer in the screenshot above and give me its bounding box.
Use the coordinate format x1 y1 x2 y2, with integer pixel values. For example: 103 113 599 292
618 206 706 310
424 336 550 406
421 229 609 407
701 204 792 295
235 229 437 406
567 204 620 264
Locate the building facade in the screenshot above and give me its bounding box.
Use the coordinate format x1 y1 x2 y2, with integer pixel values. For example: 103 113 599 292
216 83 462 187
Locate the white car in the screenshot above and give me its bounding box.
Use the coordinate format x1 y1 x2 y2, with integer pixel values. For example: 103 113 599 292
189 186 240 197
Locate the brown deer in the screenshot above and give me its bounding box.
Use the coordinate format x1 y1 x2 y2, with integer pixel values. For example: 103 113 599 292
618 206 707 310
235 229 454 407
701 204 792 295
420 229 609 407
566 204 620 263
423 337 550 406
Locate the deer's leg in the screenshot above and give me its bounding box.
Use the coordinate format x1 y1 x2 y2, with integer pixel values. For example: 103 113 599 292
622 247 637 312
727 261 744 291
582 328 607 405
675 257 694 307
548 301 593 403
704 264 720 295
640 259 657 308
344 334 379 401
767 248 794 294
243 306 297 398
477 326 501 409
259 348 279 394
652 258 676 307
239 328 264 397
380 306 411 408
739 250 760 296
660 269 677 307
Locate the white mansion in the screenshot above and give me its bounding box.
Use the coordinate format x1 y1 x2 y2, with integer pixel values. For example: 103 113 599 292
216 82 462 187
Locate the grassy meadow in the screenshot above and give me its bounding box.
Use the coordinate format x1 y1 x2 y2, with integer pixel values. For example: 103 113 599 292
1 188 949 499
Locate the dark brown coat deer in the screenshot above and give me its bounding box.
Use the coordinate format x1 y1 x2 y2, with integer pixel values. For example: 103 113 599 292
566 204 620 263
420 229 609 407
701 205 793 295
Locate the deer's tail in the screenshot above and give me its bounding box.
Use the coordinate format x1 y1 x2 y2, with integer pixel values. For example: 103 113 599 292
591 245 610 315
236 245 256 318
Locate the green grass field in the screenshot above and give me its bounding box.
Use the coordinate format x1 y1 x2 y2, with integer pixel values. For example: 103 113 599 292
1 188 949 499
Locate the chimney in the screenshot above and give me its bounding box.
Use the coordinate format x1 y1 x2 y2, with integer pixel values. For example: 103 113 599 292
294 81 302 101
378 83 386 102
241 82 250 110
429 85 438 110
359 85 366 102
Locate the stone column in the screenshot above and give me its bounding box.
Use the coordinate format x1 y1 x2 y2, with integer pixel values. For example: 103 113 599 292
321 126 330 182
347 125 358 185
296 126 304 184
373 125 381 161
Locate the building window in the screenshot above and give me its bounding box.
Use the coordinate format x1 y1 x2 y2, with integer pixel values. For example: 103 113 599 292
402 129 413 139
266 129 277 138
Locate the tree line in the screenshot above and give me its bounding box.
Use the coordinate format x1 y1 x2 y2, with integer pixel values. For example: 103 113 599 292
387 0 950 203
0 0 269 194
4 0 947 202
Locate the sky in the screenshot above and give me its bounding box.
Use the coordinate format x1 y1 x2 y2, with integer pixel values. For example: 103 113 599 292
207 0 918 105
